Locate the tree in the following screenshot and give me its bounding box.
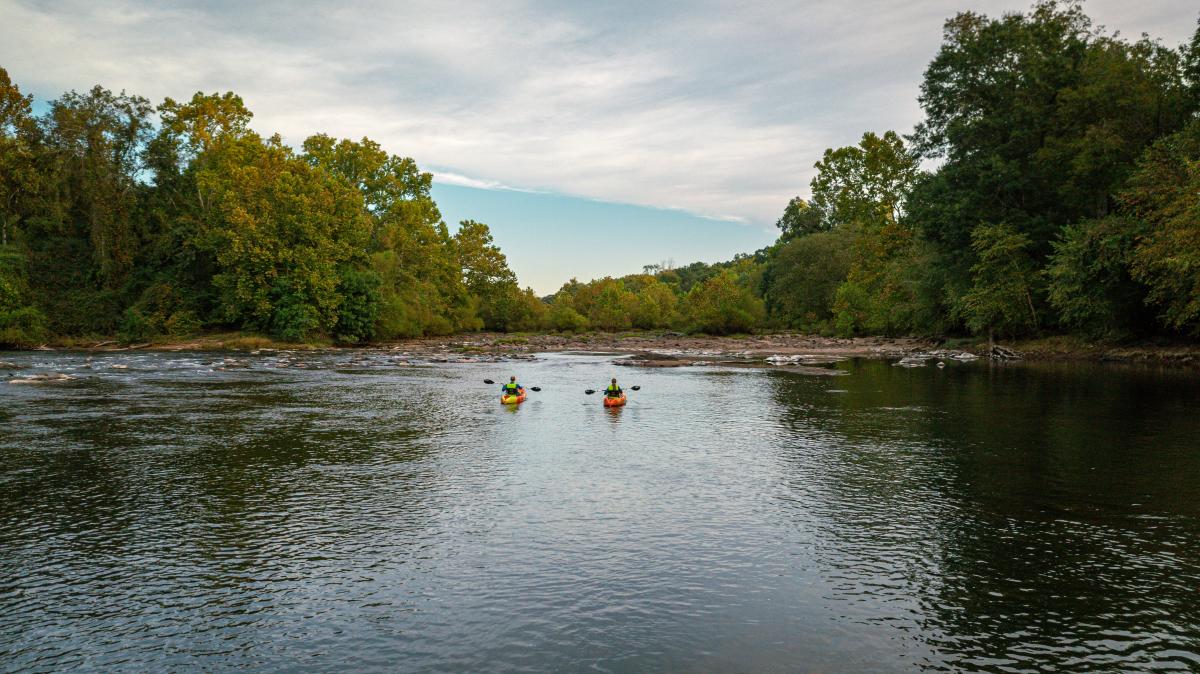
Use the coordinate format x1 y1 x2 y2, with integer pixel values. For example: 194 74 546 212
547 293 589 332
304 134 479 336
632 279 679 329
453 219 524 330
0 66 41 247
588 278 638 331
0 245 47 346
1045 217 1150 337
763 227 854 329
683 271 765 334
333 267 381 343
810 131 919 229
911 1 1195 256
158 92 253 160
775 197 827 241
41 85 153 288
797 131 924 334
191 133 372 339
1125 119 1200 334
961 224 1040 343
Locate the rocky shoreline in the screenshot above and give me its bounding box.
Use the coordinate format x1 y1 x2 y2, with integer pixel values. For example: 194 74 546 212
10 331 1200 370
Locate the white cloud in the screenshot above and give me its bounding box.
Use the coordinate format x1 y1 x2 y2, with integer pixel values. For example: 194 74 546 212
1 0 1196 224
430 170 541 193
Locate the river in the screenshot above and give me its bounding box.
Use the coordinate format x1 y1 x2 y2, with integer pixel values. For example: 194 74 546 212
2 351 1199 672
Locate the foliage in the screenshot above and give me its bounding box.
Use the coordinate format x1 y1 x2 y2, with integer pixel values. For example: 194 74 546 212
762 228 853 329
0 67 542 345
333 268 381 344
961 224 1040 340
0 245 47 346
547 294 589 332
810 131 920 229
453 219 534 331
683 271 765 335
190 134 372 339
774 197 827 241
1045 217 1149 337
118 282 200 341
3 3 1200 345
1125 119 1200 334
632 279 679 329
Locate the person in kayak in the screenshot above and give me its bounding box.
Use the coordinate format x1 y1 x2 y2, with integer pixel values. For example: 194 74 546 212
605 378 623 398
501 376 522 395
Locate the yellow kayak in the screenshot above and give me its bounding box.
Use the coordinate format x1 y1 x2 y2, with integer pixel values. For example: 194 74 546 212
501 388 526 405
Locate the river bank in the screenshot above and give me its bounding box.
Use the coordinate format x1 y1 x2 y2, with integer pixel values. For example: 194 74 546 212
15 331 1200 370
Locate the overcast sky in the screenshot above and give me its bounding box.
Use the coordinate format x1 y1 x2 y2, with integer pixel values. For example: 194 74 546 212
1 0 1196 292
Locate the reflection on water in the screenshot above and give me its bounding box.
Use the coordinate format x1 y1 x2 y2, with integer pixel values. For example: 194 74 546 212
2 352 1199 671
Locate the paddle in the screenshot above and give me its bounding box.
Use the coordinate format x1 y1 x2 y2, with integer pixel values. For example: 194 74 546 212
487 379 540 392
585 385 640 395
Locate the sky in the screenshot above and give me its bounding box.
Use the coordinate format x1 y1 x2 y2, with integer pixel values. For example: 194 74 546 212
1 0 1196 293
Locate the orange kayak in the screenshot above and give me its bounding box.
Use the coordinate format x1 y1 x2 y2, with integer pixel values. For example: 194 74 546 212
501 388 526 405
603 393 627 407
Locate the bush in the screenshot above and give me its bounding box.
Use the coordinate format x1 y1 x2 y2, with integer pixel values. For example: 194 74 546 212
0 305 48 347
118 282 202 342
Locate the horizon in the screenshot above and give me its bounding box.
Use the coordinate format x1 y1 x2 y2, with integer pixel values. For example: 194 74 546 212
2 0 1196 293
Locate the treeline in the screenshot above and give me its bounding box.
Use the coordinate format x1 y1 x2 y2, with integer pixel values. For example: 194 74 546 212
545 2 1200 341
3 1 1200 347
0 71 543 346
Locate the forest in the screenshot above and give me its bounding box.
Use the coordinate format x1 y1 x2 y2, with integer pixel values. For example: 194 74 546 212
2 1 1199 347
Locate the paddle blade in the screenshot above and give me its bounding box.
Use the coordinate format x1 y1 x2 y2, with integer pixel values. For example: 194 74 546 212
483 379 495 385
630 385 641 391
530 387 541 392
584 389 596 395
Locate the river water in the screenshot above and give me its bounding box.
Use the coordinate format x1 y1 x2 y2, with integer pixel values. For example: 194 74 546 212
2 350 1199 672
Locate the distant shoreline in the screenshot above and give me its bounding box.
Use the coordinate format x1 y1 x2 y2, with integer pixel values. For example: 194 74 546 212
9 332 1199 370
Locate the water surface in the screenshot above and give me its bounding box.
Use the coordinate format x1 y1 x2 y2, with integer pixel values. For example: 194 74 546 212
2 351 1199 671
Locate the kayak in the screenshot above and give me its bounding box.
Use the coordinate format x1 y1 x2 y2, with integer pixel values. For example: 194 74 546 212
501 387 526 405
603 393 627 407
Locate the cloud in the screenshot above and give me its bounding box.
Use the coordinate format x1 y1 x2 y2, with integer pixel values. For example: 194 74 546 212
1 0 1196 224
430 170 540 193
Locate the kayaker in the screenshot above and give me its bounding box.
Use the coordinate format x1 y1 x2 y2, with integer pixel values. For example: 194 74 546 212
501 376 522 395
605 378 623 398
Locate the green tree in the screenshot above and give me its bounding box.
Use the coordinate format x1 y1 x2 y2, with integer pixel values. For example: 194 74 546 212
453 218 522 330
911 1 1195 253
333 267 382 343
795 131 923 334
1045 216 1150 337
587 278 638 331
547 293 589 332
0 66 43 248
303 134 478 337
632 279 679 329
0 246 47 346
811 131 919 229
191 133 372 339
775 197 827 241
962 223 1040 343
159 92 253 160
41 86 153 289
763 227 854 329
1125 119 1200 334
683 271 765 334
